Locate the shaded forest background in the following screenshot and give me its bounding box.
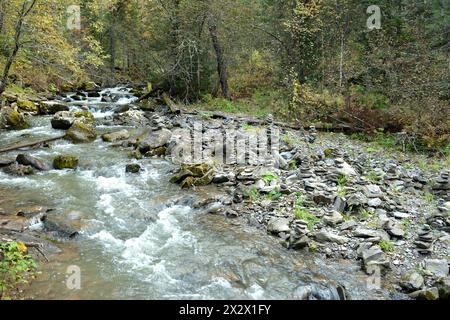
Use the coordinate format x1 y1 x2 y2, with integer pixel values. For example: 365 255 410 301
0 0 449 152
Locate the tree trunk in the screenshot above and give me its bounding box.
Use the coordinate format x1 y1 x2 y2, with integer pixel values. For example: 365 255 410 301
208 19 230 100
0 1 37 96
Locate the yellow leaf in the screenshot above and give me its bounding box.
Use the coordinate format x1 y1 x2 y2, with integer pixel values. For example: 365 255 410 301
17 241 27 254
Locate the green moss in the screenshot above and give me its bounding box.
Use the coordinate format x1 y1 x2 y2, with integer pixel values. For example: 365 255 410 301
17 99 39 113
53 155 79 169
262 172 279 184
74 111 95 122
65 121 97 143
2 107 31 130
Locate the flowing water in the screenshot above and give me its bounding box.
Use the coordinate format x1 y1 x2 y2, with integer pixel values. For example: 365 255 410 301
0 88 403 300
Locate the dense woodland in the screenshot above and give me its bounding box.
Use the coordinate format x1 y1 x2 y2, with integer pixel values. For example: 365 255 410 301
0 0 449 152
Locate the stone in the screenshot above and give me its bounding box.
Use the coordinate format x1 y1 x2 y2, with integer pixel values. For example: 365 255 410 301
333 196 346 213
393 211 410 219
2 163 34 176
424 259 449 278
364 185 382 198
313 193 334 205
126 164 141 174
17 99 39 113
360 245 390 271
323 211 344 226
387 226 405 238
138 128 172 153
53 155 79 170
65 120 97 143
400 271 424 292
39 101 69 115
409 287 439 300
16 154 50 171
314 231 348 244
102 129 130 142
267 217 290 234
51 111 76 129
340 220 358 231
0 106 30 130
368 198 382 207
354 228 390 241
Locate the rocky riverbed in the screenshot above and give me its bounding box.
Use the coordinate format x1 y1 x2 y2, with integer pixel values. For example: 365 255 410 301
0 85 448 300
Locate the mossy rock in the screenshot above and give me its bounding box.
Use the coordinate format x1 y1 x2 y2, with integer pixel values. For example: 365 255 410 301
180 163 212 177
145 146 166 157
61 82 75 92
84 82 99 91
53 155 79 170
17 99 39 113
180 176 195 189
171 163 215 188
128 149 143 160
65 121 97 144
0 106 30 130
74 111 95 122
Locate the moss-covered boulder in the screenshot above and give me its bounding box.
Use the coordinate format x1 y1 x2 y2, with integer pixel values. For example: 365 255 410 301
17 99 39 113
0 106 31 130
39 101 69 115
74 111 95 122
65 120 97 143
102 129 130 142
170 163 215 188
53 155 79 170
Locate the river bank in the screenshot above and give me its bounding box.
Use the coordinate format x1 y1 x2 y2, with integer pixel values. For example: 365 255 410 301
0 86 448 300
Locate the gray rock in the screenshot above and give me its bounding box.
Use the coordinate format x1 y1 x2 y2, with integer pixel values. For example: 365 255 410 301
425 259 449 278
354 228 390 241
102 129 130 142
138 128 172 153
368 198 382 207
340 220 358 231
16 154 50 171
39 101 69 115
267 217 290 234
323 211 344 226
400 271 424 292
364 185 382 198
360 245 390 272
314 231 348 244
51 111 75 129
333 196 346 213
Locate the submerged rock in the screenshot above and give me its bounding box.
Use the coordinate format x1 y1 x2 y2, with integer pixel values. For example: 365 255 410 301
53 155 79 170
2 163 34 176
126 164 141 173
16 154 50 171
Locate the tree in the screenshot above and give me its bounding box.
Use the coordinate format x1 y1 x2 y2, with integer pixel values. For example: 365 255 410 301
0 0 37 95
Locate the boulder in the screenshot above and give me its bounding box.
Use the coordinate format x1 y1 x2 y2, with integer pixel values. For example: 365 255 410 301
314 231 348 244
126 164 141 173
2 163 34 176
360 245 390 272
267 217 290 234
51 111 76 129
53 155 79 170
323 211 344 226
364 185 383 198
65 120 97 143
0 106 30 130
16 154 50 171
138 129 172 153
409 287 439 300
17 99 39 113
102 129 130 142
39 101 69 115
424 259 449 278
400 271 424 292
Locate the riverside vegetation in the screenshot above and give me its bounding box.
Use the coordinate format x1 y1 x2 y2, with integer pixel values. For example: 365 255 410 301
0 0 449 300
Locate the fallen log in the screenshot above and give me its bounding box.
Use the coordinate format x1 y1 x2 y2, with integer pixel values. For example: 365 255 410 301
0 135 65 153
